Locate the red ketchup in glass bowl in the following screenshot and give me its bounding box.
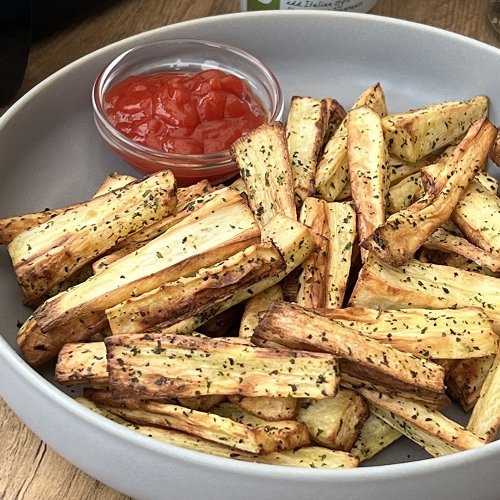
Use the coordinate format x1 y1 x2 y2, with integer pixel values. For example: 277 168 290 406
103 69 267 157
92 39 283 186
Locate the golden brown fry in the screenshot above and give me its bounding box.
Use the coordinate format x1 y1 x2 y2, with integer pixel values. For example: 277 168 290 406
105 333 339 400
386 172 424 214
444 356 495 412
296 388 369 451
349 254 500 332
286 96 328 202
297 198 356 309
356 386 485 457
350 414 402 462
0 173 137 246
8 170 177 307
155 214 314 338
239 284 283 340
227 395 297 421
253 301 448 406
18 190 260 366
467 351 500 442
424 227 500 273
106 243 284 336
55 341 108 387
359 388 485 457
315 83 387 202
347 105 388 243
77 397 256 459
382 95 489 162
323 98 347 143
452 177 500 257
92 172 137 197
85 392 304 454
296 198 329 308
318 306 498 360
439 253 500 277
232 122 296 225
112 179 214 250
363 118 497 266
210 402 310 452
253 447 359 468
92 182 218 271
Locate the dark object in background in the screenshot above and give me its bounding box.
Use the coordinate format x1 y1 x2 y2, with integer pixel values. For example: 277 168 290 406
0 1 30 105
31 0 121 40
0 0 122 106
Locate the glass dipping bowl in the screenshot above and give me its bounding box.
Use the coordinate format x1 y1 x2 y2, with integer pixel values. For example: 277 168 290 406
92 38 283 186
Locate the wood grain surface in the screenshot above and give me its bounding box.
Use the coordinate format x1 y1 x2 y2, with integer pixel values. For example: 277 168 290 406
0 1 498 499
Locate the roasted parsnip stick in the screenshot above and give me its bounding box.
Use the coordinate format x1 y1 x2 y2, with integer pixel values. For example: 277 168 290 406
105 333 339 400
382 95 488 162
253 301 448 406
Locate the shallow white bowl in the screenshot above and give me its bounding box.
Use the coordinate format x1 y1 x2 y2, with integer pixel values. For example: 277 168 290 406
0 11 499 500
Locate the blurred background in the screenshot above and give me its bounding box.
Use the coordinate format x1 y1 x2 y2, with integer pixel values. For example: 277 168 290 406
1 0 499 108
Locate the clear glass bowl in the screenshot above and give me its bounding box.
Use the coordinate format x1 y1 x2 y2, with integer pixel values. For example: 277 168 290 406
92 39 283 185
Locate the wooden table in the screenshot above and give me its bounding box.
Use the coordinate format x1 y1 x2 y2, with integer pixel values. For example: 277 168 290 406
1 1 498 498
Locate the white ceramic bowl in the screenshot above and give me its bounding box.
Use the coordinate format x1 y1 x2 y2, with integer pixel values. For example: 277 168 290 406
0 11 499 500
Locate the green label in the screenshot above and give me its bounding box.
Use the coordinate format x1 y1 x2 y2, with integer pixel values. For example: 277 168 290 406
246 0 280 10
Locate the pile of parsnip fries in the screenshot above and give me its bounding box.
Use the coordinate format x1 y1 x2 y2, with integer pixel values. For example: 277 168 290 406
1 83 500 468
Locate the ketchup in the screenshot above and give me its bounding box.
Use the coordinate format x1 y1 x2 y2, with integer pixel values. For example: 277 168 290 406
104 69 267 155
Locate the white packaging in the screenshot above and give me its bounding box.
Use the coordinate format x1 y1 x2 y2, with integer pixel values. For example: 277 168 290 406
241 0 378 13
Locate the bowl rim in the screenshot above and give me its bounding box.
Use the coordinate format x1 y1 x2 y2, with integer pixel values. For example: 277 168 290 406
91 37 283 168
0 8 499 483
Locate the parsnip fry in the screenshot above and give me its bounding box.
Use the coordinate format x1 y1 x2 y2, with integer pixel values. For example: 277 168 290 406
18 189 260 366
210 402 310 452
286 96 328 203
55 342 108 387
382 95 489 162
227 395 297 421
0 172 136 246
85 392 304 454
239 284 283 340
452 176 500 257
315 83 387 202
253 301 448 406
232 122 296 225
8 170 177 307
386 172 424 214
297 388 369 451
77 397 255 459
318 306 498 360
157 215 314 338
349 254 500 332
445 356 495 412
323 98 347 143
177 396 226 412
347 105 388 243
363 118 497 266
253 447 358 468
424 227 500 273
106 243 284 336
92 172 137 197
111 179 214 250
106 333 339 400
440 253 500 277
355 387 485 457
467 351 500 442
350 414 402 462
297 198 356 309
92 182 217 271
296 198 330 309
